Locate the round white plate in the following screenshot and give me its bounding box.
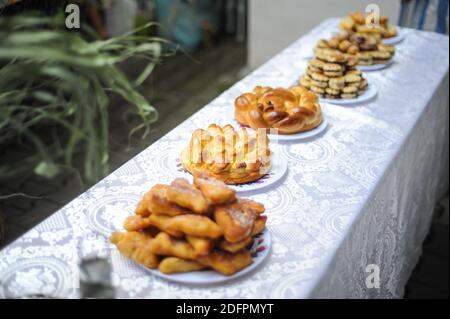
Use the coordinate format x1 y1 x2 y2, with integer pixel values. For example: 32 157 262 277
268 117 329 142
319 83 378 106
137 229 271 285
173 146 288 193
357 59 394 72
382 29 405 45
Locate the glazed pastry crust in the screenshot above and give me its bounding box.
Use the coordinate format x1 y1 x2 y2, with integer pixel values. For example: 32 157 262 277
235 85 323 135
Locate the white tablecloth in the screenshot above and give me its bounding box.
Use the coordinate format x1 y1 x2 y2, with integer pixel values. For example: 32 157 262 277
0 18 448 299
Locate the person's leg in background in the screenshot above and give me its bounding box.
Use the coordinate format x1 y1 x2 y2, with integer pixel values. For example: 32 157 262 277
436 0 449 33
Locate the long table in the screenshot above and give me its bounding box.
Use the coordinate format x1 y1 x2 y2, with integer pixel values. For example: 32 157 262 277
0 18 448 299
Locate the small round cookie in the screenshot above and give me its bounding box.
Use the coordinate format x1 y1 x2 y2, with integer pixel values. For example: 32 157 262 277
325 94 340 99
329 77 346 89
326 87 341 95
341 93 357 99
344 74 362 84
299 75 312 88
308 65 323 74
310 58 325 70
324 70 344 77
338 40 352 52
311 79 328 88
358 79 368 90
346 69 362 76
316 49 347 64
322 62 344 72
309 71 329 83
310 86 326 95
342 86 358 94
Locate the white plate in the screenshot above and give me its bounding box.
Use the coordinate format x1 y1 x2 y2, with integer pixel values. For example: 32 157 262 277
268 117 329 142
357 59 394 71
319 83 378 106
382 29 405 45
173 148 288 193
137 229 271 285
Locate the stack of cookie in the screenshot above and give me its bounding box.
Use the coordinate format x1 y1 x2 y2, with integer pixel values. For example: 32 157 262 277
315 32 395 66
299 48 369 99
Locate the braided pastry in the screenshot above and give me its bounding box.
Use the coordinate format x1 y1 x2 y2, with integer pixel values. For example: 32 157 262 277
234 85 323 135
180 124 271 184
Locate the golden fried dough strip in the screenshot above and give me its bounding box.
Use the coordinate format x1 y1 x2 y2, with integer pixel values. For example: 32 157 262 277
166 214 223 239
193 170 236 205
214 202 256 243
158 257 207 274
147 214 183 238
149 232 198 260
186 236 215 256
166 178 211 214
135 191 152 216
239 198 265 215
110 232 159 269
251 215 267 236
217 237 253 253
197 249 253 276
123 215 152 231
148 184 189 216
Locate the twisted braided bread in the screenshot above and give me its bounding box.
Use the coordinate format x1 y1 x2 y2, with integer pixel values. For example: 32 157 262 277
180 124 271 184
235 86 323 134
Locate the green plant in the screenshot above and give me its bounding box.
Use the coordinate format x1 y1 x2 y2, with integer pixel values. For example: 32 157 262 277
0 13 167 183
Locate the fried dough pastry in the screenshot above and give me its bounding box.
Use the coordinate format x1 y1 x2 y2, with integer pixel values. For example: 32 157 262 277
193 169 236 204
180 124 271 184
166 214 223 239
112 176 268 277
167 178 211 214
197 249 253 276
149 232 198 260
158 257 207 274
135 190 153 217
110 231 159 269
214 200 258 243
123 214 153 231
217 236 253 253
235 86 323 134
148 214 183 238
252 215 267 236
147 184 189 216
339 11 397 39
186 235 215 256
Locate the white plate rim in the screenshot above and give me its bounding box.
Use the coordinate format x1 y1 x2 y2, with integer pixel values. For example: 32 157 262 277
268 116 329 141
319 83 378 106
382 28 405 45
172 146 288 193
357 59 394 71
136 229 272 286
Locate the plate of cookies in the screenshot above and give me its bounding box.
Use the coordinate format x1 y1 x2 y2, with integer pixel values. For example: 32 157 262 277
233 85 328 141
299 48 376 104
175 124 288 192
110 173 271 285
314 32 396 71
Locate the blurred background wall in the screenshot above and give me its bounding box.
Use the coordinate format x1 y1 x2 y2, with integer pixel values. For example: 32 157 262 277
247 0 401 69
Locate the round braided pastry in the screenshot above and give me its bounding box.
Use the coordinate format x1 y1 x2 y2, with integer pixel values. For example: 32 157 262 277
234 85 323 134
180 124 271 185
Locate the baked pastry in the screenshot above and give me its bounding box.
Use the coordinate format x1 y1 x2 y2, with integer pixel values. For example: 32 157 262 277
234 85 323 135
315 32 395 67
299 48 369 100
340 11 398 39
180 124 271 184
111 175 268 276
